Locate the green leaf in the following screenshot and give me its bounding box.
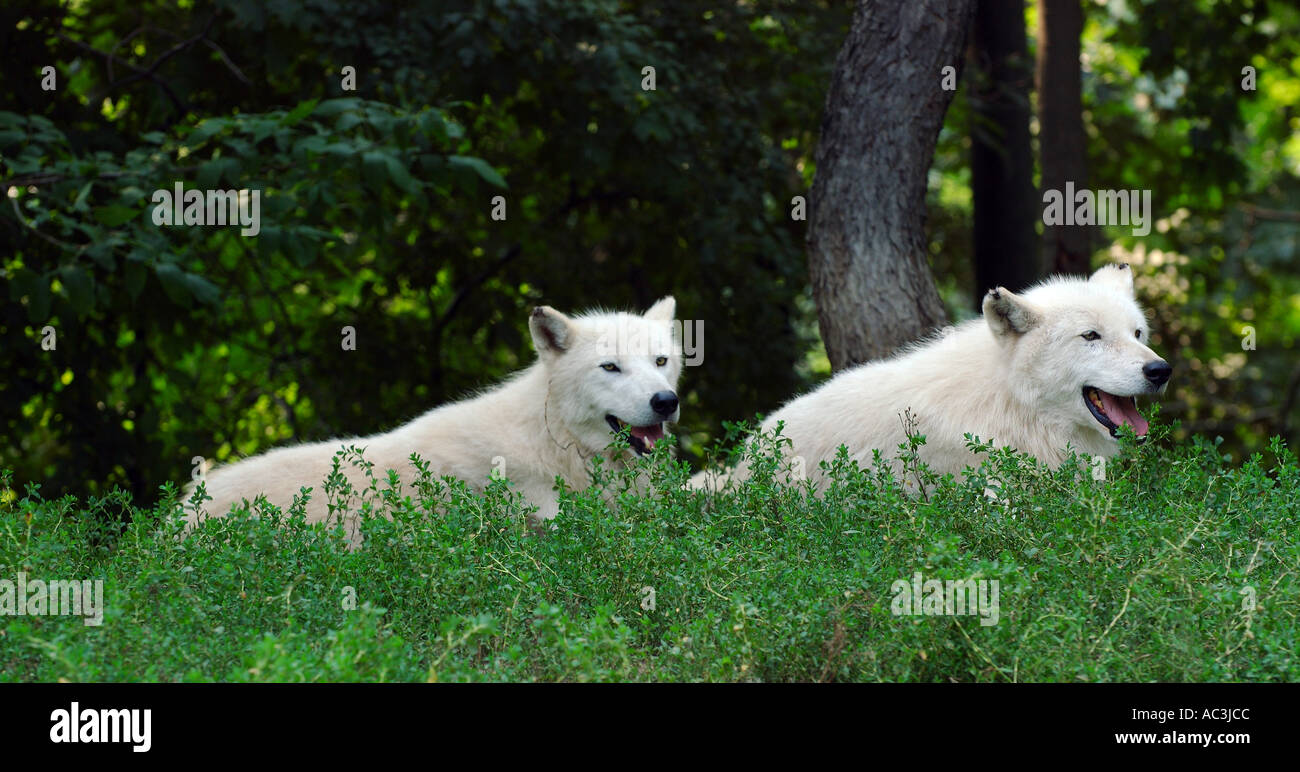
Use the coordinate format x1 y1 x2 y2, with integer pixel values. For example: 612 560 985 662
154 263 221 306
86 243 115 271
154 263 190 304
186 118 226 148
322 142 357 157
281 98 321 127
72 181 94 213
296 135 328 155
283 236 316 268
336 113 364 132
223 137 254 157
59 265 94 310
362 150 389 191
256 225 282 257
93 205 138 227
448 155 507 188
184 272 221 306
312 98 362 118
196 157 240 189
8 266 41 302
247 118 278 145
298 226 334 241
119 186 148 205
382 154 418 194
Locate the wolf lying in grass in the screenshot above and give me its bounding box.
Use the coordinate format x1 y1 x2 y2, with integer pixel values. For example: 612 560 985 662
694 264 1170 491
185 298 682 540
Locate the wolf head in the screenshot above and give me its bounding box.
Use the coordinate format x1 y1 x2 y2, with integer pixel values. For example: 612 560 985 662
529 296 682 457
982 264 1171 449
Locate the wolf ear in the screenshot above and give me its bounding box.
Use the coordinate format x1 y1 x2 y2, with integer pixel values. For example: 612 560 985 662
983 287 1040 338
529 306 574 356
644 295 676 322
1090 263 1135 297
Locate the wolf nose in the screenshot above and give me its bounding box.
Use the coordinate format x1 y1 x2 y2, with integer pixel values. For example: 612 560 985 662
650 391 679 417
1143 360 1172 387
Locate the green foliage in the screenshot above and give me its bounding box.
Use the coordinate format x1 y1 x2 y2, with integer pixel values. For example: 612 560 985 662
2 426 1296 682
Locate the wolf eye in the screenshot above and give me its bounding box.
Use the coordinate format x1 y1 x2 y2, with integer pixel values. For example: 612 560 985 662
600 363 620 373
1081 331 1101 341
655 356 667 366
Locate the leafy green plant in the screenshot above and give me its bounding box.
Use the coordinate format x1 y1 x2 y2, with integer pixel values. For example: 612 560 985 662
2 425 1295 682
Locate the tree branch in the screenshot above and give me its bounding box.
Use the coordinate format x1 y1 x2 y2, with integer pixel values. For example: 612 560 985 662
1241 205 1300 223
54 16 218 117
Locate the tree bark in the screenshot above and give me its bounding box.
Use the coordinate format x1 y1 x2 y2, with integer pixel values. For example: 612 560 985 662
969 0 1040 306
1036 0 1091 275
807 0 974 371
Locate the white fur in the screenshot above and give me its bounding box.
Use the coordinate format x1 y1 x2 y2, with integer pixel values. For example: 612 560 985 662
185 297 682 541
695 265 1167 490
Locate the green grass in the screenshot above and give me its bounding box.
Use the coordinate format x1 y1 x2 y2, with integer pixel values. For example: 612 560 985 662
1 424 1296 682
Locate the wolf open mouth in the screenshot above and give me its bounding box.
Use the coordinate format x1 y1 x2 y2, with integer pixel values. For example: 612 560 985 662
1083 386 1149 440
606 415 666 455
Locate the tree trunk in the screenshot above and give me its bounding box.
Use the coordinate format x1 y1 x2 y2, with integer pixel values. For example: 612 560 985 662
1036 0 1091 275
969 0 1040 306
807 0 973 371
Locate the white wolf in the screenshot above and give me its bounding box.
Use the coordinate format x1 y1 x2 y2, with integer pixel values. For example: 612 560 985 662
184 298 682 540
695 264 1170 490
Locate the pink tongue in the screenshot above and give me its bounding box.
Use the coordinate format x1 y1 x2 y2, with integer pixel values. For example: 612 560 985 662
630 424 665 449
1100 391 1149 435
